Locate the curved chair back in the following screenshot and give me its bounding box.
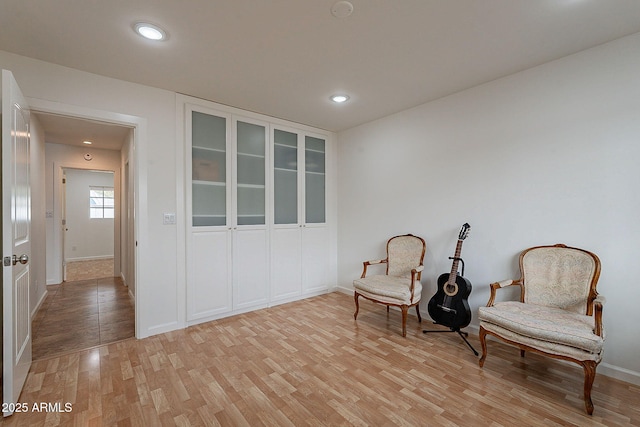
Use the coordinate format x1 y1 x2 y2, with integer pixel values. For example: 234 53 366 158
521 244 600 314
387 234 426 279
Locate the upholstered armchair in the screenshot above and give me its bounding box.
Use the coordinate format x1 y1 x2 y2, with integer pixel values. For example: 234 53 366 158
353 234 426 337
478 244 604 415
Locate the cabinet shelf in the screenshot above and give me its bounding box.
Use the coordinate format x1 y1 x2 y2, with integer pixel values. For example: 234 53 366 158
193 146 225 153
275 143 297 150
305 148 325 154
193 180 226 186
237 152 265 159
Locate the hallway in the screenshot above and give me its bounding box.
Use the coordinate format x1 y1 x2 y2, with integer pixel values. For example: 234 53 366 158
32 276 134 360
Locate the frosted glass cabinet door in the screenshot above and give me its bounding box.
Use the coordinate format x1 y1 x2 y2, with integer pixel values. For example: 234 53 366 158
192 111 227 226
274 129 298 224
305 136 326 224
236 121 266 225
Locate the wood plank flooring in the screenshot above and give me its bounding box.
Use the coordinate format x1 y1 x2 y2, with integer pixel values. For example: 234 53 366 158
7 292 639 426
31 276 135 360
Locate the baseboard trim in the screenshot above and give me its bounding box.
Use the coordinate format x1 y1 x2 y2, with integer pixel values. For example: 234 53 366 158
599 363 640 386
31 289 48 319
65 255 114 262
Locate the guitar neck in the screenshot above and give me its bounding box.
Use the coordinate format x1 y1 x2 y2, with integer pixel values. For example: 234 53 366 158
448 239 464 282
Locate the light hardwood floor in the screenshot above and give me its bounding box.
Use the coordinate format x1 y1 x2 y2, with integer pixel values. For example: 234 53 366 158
7 292 639 426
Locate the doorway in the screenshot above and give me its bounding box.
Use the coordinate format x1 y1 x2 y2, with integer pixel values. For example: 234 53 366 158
62 168 115 282
30 111 138 360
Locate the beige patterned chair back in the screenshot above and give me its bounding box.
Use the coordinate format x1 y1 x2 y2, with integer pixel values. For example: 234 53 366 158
387 235 426 278
521 245 600 314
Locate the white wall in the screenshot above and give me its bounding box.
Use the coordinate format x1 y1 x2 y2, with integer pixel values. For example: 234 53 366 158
337 33 640 384
29 115 47 317
63 169 114 261
0 50 179 338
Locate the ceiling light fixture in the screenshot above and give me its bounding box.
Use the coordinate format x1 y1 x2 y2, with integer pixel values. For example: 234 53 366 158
134 22 167 41
331 94 350 103
83 140 93 145
331 1 354 18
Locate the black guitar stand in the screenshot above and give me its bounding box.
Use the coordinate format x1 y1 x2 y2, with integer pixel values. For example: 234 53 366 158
423 256 479 356
422 325 479 356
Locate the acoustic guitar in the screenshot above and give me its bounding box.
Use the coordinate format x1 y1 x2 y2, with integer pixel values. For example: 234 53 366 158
427 223 472 330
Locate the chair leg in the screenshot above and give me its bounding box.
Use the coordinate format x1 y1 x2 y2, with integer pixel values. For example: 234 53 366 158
401 305 408 337
582 360 597 415
415 303 422 323
353 292 360 320
478 326 488 367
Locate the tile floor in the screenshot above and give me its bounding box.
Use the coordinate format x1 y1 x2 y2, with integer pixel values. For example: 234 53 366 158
31 276 134 360
65 258 114 282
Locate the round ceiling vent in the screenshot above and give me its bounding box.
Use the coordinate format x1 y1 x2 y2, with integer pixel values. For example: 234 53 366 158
331 1 354 18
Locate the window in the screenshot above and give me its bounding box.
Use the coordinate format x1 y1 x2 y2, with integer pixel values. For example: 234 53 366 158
90 186 114 218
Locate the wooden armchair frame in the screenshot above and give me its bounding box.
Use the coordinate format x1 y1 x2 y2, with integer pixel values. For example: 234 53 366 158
353 234 426 337
478 244 604 415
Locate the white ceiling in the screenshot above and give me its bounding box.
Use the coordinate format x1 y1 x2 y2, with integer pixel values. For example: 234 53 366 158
2 1 640 147
33 113 130 151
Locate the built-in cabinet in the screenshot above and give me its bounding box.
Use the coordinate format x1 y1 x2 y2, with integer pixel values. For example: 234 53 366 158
184 99 333 324
270 127 329 304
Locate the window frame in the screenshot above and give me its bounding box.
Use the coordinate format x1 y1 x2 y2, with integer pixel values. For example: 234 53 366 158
89 185 115 219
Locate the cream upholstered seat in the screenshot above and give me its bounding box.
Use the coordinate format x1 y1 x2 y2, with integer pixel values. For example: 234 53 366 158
478 244 604 415
353 234 426 337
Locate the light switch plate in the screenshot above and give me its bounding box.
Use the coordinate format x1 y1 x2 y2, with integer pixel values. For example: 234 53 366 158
163 213 176 225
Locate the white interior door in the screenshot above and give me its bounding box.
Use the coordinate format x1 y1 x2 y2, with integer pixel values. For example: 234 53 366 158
2 69 32 416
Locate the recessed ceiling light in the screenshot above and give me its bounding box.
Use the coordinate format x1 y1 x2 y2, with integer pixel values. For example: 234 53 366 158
134 22 167 41
83 140 93 145
331 1 354 18
331 94 350 103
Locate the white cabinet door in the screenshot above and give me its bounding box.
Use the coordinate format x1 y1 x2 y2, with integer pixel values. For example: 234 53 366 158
302 226 329 294
271 127 303 302
187 106 233 321
271 227 302 302
232 118 269 310
188 230 232 320
271 127 330 299
233 228 269 309
301 133 328 294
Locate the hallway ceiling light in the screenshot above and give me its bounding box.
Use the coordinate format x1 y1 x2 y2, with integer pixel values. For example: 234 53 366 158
83 140 92 145
134 22 167 41
330 94 350 103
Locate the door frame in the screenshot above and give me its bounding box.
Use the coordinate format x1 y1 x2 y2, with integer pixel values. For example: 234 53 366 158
60 167 117 282
26 97 147 339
